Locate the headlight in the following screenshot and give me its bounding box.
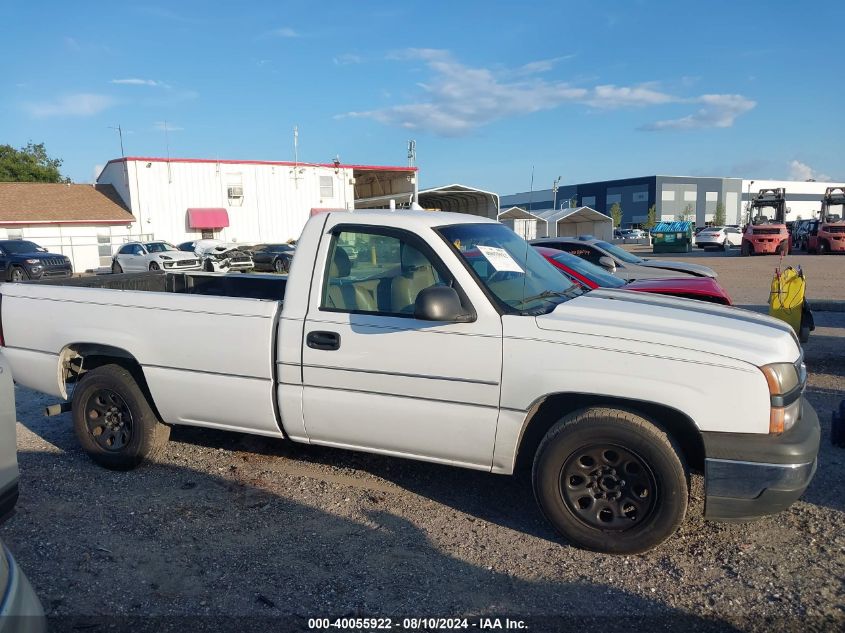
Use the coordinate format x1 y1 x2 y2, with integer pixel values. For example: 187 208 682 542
159 255 172 261
24 259 40 264
760 362 803 434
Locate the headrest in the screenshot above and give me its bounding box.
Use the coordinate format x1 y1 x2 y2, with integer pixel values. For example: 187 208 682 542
330 247 352 277
401 245 429 270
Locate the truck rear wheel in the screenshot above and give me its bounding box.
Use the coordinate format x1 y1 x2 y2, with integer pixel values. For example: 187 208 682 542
741 241 751 257
72 364 170 470
532 407 688 554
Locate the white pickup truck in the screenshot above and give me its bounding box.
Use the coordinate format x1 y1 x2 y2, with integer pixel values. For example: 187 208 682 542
0 211 819 554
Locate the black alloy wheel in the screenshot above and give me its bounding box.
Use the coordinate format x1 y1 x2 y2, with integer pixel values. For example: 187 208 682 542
10 267 25 282
84 388 134 451
559 444 656 531
149 261 160 271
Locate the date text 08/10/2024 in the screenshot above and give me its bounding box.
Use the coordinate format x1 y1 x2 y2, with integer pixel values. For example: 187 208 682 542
308 617 528 630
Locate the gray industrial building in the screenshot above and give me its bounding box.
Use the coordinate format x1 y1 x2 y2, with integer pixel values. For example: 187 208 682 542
501 175 745 228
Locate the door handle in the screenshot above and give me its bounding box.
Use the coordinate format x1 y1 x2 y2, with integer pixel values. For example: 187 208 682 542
307 331 341 351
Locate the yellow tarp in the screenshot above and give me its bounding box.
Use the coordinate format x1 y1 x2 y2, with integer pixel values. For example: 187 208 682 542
769 267 806 334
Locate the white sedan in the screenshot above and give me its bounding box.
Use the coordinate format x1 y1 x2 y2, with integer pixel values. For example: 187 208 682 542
112 241 202 273
695 226 743 250
177 239 254 272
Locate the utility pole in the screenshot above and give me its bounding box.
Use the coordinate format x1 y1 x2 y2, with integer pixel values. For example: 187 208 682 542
108 124 127 186
407 140 416 168
528 165 535 211
552 176 561 211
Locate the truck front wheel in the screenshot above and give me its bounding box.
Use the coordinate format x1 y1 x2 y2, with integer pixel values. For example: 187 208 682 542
71 364 170 470
741 241 751 257
532 407 688 554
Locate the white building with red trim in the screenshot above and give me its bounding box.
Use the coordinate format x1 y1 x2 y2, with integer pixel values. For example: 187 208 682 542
96 156 418 247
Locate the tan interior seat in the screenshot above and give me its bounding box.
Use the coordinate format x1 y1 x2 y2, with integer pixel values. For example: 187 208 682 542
325 247 376 311
391 245 437 312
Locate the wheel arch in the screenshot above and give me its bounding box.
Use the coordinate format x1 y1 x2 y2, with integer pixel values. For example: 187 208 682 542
513 392 705 476
60 343 162 419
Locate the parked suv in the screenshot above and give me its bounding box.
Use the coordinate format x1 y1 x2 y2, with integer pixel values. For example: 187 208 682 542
112 241 202 274
0 240 72 282
0 354 47 630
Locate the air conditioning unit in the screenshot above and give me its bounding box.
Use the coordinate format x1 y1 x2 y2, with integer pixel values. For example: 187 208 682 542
227 185 244 206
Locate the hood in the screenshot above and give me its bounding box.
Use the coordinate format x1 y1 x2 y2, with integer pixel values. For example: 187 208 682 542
639 258 716 278
15 250 66 260
625 276 730 300
195 240 239 256
158 250 199 261
536 288 799 367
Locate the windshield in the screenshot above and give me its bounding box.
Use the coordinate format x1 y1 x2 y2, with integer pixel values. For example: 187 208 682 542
551 251 625 288
145 242 177 253
594 241 644 264
438 223 582 315
1 240 44 254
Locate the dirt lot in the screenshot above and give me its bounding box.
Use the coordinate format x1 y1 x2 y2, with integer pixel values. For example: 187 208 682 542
2 252 844 632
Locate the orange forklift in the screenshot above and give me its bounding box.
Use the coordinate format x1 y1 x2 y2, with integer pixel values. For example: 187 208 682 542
807 186 845 254
741 188 791 256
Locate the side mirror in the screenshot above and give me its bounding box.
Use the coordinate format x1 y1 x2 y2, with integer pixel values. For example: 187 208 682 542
598 255 617 273
414 286 474 322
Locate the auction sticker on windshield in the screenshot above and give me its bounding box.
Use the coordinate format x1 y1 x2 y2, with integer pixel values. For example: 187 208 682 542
475 245 524 273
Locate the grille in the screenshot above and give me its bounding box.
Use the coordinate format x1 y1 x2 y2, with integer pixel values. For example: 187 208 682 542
42 257 67 266
176 259 198 266
230 254 251 262
826 225 845 234
753 228 781 236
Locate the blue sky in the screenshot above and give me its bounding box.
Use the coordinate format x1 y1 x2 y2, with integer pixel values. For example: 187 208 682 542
2 1 843 192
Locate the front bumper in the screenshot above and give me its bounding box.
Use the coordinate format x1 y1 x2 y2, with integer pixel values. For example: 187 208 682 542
25 266 72 280
702 397 820 521
0 546 46 633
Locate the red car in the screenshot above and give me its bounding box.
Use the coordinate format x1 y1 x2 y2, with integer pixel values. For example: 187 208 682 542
534 246 733 305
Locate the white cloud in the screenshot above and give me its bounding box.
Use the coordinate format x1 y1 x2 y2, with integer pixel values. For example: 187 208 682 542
153 121 184 131
111 78 164 87
24 93 117 118
788 160 831 182
333 53 362 66
269 27 299 38
340 49 756 136
641 94 756 131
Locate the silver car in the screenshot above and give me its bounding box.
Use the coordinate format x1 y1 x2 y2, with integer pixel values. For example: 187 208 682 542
530 237 717 282
0 355 47 632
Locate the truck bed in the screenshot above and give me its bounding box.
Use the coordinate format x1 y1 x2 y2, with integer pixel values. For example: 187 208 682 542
34 270 287 301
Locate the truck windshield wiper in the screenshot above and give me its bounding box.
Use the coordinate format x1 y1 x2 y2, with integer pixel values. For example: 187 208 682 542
519 288 579 305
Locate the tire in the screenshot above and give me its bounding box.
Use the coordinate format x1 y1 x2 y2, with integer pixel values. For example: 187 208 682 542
9 266 26 282
818 241 829 255
112 261 123 274
274 258 287 273
741 241 751 257
149 261 160 271
71 364 170 470
532 407 688 554
204 260 215 273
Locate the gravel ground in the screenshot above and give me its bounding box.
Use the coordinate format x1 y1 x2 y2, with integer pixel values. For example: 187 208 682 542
1 254 844 632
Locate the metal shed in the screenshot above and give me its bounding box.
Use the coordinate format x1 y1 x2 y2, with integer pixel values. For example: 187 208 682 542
497 206 548 240
549 206 613 241
418 184 500 219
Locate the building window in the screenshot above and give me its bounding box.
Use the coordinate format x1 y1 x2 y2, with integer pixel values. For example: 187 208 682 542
582 196 596 207
661 189 675 202
201 229 216 240
606 193 622 206
632 191 648 202
97 230 113 267
705 191 718 202
320 176 334 199
683 190 697 202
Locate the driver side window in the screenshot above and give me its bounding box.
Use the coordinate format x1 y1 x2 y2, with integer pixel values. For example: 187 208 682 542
321 229 448 316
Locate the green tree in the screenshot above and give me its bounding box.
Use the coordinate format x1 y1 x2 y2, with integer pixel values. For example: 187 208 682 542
610 202 623 227
644 205 657 230
676 203 694 222
0 142 70 183
714 201 726 226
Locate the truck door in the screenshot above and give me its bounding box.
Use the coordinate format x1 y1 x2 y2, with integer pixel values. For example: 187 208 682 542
300 224 503 470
